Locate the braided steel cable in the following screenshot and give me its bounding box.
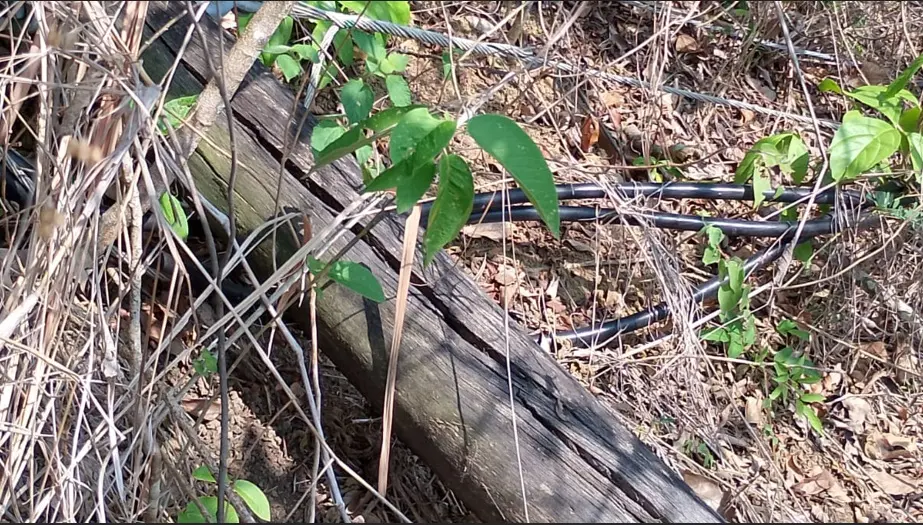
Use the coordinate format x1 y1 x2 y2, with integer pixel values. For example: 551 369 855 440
283 2 841 129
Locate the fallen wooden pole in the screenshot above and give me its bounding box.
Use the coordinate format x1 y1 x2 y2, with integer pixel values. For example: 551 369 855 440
142 3 723 522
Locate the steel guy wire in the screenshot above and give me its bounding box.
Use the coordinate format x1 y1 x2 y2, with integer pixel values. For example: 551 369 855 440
283 2 840 129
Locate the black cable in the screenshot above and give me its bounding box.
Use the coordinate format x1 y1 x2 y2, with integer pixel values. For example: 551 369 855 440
553 212 881 347
449 181 868 214
469 206 844 238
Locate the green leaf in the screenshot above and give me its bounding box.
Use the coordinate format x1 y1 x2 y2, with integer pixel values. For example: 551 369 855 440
365 160 437 213
727 325 745 358
829 111 901 182
289 44 320 63
907 132 923 180
799 393 825 404
793 241 814 264
843 85 915 126
701 326 729 343
310 120 348 158
466 114 560 238
899 107 922 133
801 404 824 434
352 31 387 61
193 350 217 377
817 77 843 94
177 497 239 523
160 95 198 133
385 75 412 107
262 44 292 55
237 12 253 33
274 53 302 82
702 246 721 265
340 79 374 125
886 53 923 98
262 16 293 66
389 108 440 163
362 105 425 133
232 480 271 522
314 126 370 168
192 466 216 483
423 155 474 265
355 144 373 166
777 319 811 341
750 169 772 209
339 0 411 24
309 257 385 303
386 52 409 72
768 385 784 402
705 225 725 248
159 192 189 240
735 133 809 192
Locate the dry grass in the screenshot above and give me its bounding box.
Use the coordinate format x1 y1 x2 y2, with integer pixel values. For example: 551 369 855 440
1 1 921 523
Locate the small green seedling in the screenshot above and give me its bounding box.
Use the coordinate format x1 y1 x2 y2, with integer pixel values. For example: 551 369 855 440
178 466 272 523
159 191 189 241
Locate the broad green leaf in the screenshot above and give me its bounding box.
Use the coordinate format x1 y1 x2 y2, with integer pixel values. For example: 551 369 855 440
312 22 353 66
352 31 387 61
192 466 215 483
362 105 425 133
274 53 302 82
365 160 437 213
262 44 292 55
701 326 729 343
355 144 373 166
750 170 772 209
314 126 374 168
340 79 374 125
705 225 725 248
768 385 784 401
817 78 843 94
387 52 409 72
389 108 440 163
801 404 824 434
309 257 385 302
777 319 811 341
702 246 721 265
899 107 922 133
193 350 217 377
735 133 809 192
339 0 411 24
310 120 347 158
466 114 561 238
423 155 474 265
177 497 239 523
290 44 319 63
405 120 457 168
262 16 293 66
885 53 923 98
724 258 745 295
727 325 745 358
907 132 923 179
385 75 411 107
233 480 271 522
843 85 915 126
160 95 198 133
237 12 253 33
799 393 826 404
793 241 814 264
829 111 901 181
159 192 189 240
306 0 336 9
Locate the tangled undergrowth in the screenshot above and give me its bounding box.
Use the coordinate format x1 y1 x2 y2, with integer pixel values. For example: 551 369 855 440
0 1 921 523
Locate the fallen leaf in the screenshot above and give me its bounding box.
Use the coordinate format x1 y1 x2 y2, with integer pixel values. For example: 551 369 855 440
182 397 221 421
675 33 700 53
862 341 888 359
842 396 874 433
682 471 725 510
580 115 599 152
545 276 559 298
494 265 518 286
602 90 624 108
607 106 622 129
739 108 755 124
865 431 918 461
462 222 513 241
565 238 594 253
745 395 764 426
869 469 918 496
861 61 891 86
793 469 847 500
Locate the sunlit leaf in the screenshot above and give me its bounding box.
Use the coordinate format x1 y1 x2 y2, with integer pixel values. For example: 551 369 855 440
340 78 374 125
309 257 385 303
274 53 302 82
159 192 189 240
233 480 271 522
177 497 239 523
829 111 901 182
885 53 923 98
423 155 474 265
466 114 560 238
385 74 411 107
192 465 216 483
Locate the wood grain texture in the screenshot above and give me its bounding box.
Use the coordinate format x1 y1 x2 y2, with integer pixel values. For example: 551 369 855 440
142 4 723 522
